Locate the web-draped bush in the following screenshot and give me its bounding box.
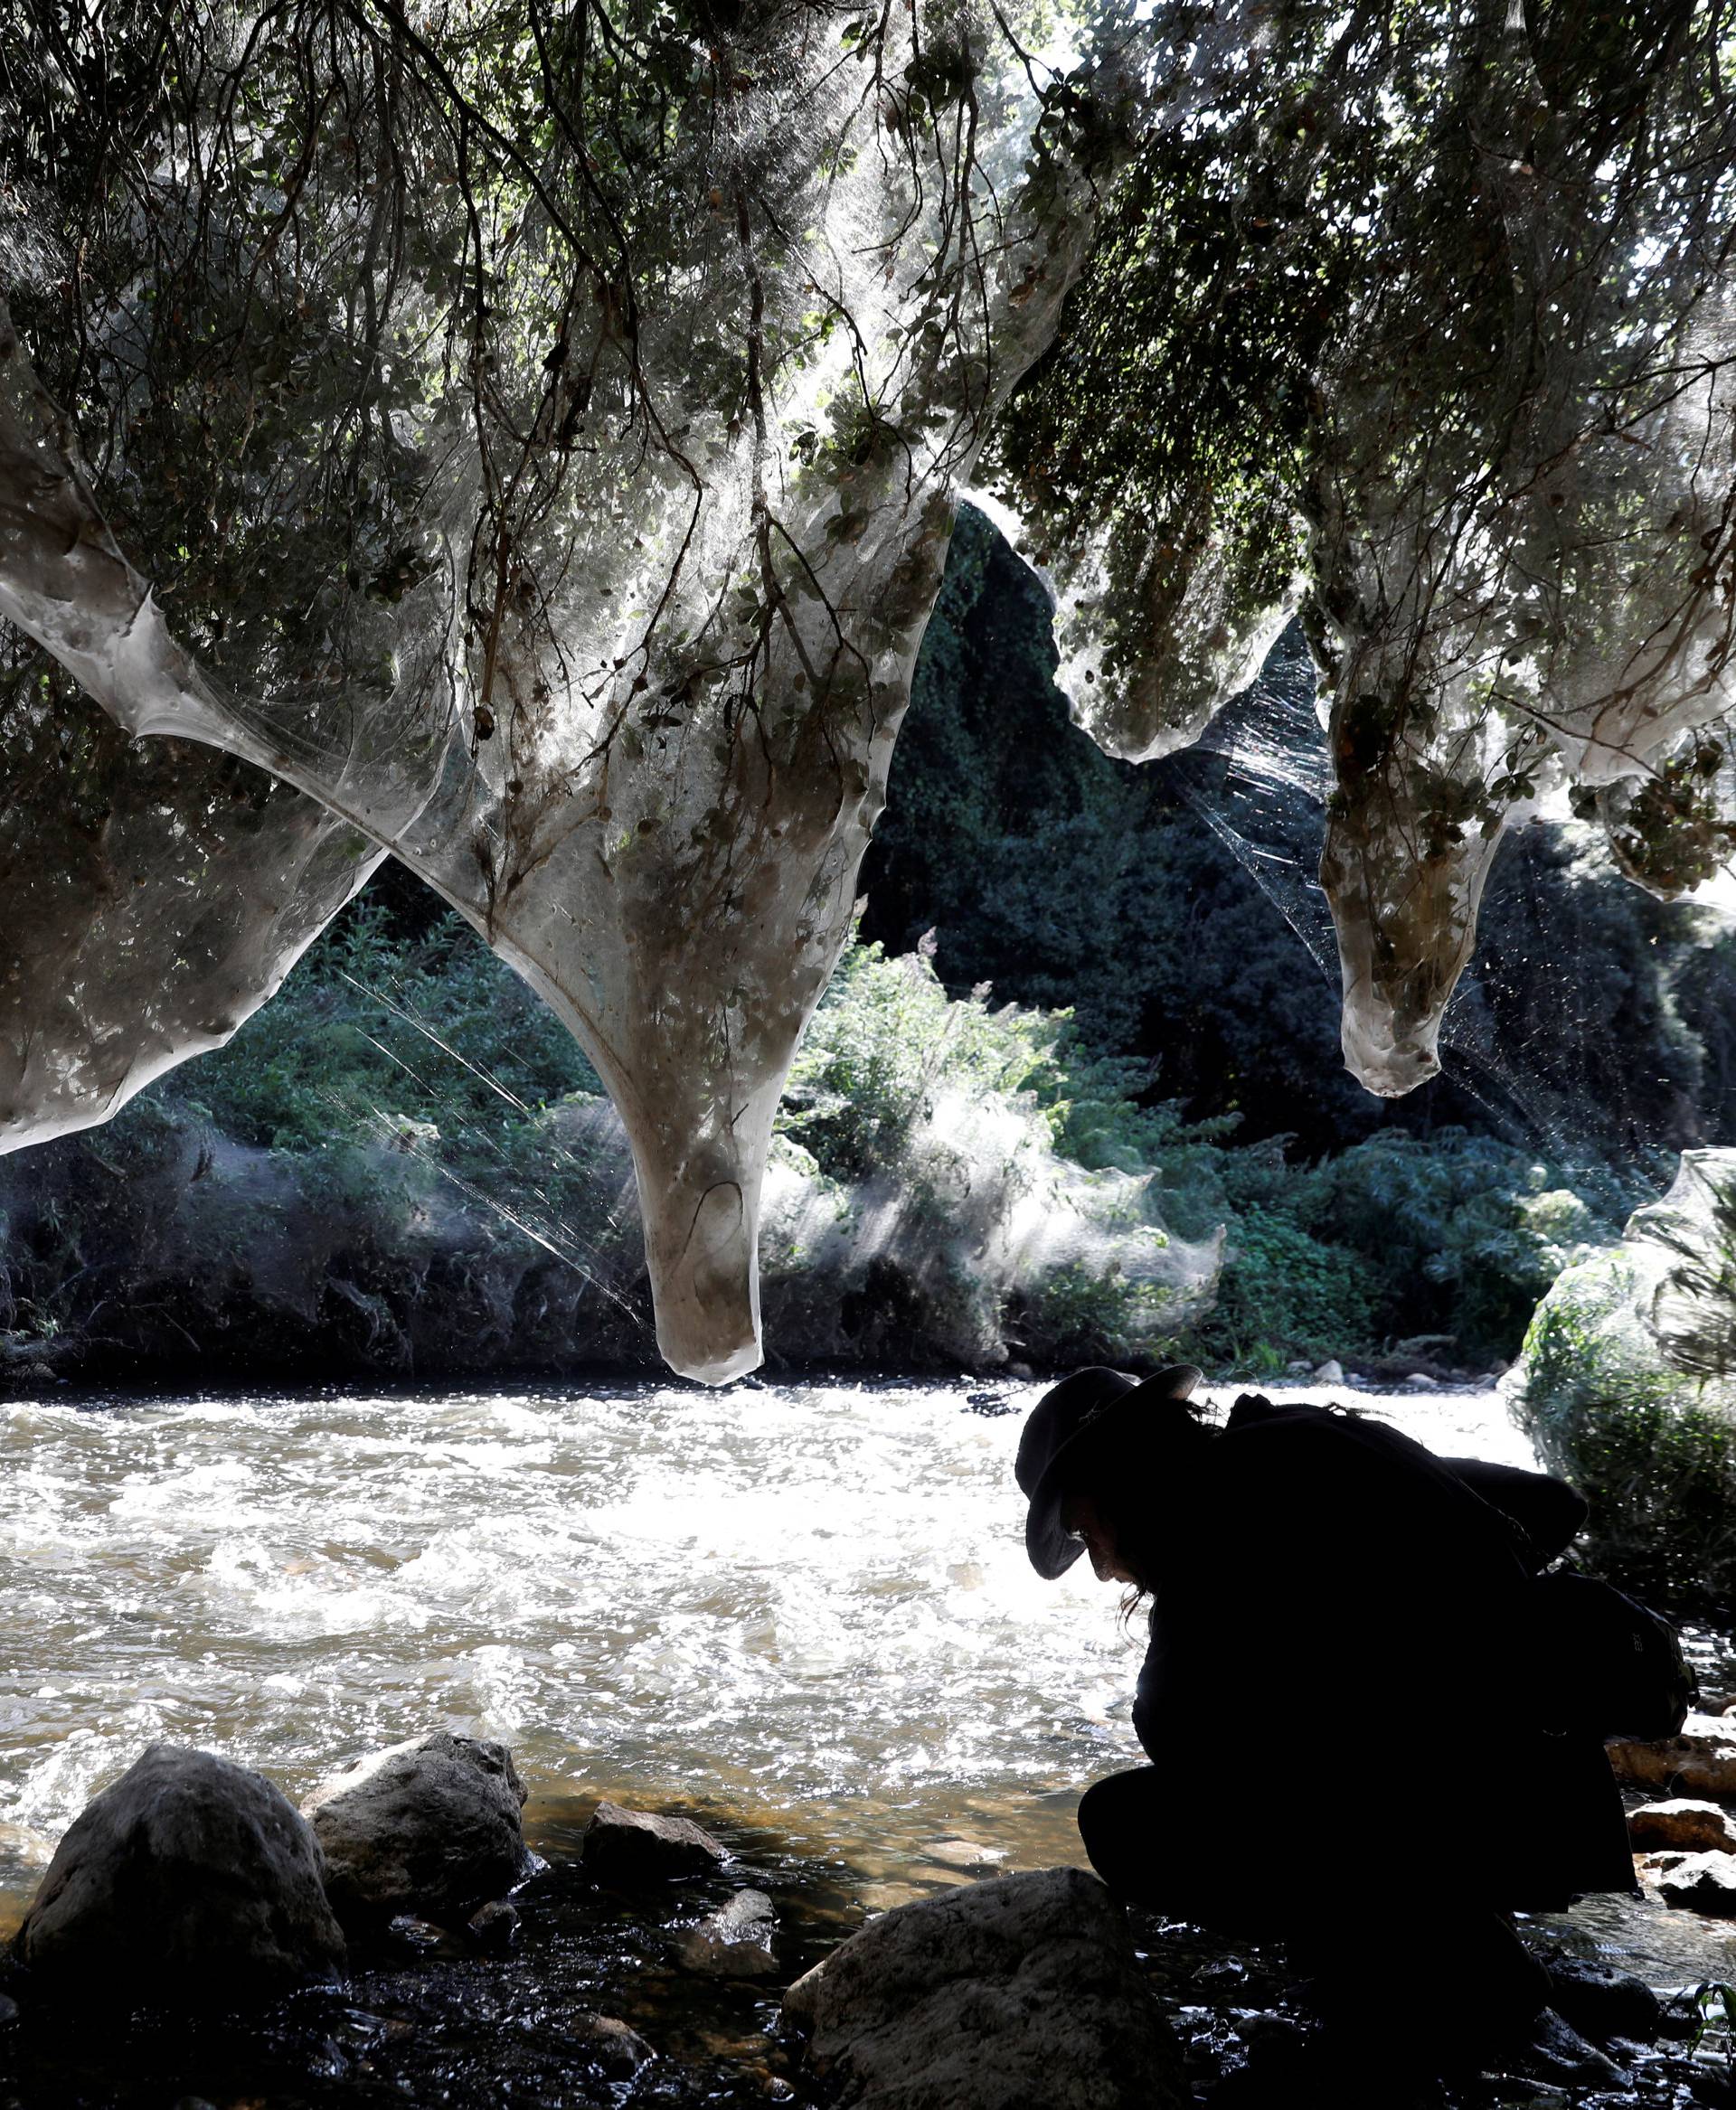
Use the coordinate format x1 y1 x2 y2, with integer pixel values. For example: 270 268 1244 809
779 934 1219 1186
175 901 602 1171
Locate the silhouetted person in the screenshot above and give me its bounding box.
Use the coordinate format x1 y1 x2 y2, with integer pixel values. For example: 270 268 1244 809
1016 1366 1636 2102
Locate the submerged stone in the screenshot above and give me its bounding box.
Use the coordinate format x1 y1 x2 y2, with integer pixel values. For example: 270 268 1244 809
677 1889 778 1979
920 1838 1006 1871
16 1743 345 2006
0 1824 52 1877
466 1898 520 1954
782 1865 1186 2108
562 2011 656 2077
581 1801 730 1884
384 1914 456 1957
302 1731 531 1926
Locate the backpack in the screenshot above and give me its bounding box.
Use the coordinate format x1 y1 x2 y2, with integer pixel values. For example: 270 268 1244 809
1530 1566 1694 1742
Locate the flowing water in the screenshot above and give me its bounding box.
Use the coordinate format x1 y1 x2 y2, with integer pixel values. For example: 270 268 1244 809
0 1371 1164 1912
0 1373 1732 2103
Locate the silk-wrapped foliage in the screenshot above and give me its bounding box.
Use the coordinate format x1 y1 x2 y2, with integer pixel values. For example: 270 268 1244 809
6 0 1736 1380
0 0 1131 1376
993 0 1736 1091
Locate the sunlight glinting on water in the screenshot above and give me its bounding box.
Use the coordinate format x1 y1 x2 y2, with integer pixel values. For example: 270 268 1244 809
0 1380 1143 1888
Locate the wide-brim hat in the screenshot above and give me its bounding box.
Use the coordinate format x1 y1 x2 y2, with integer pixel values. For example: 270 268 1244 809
1015 1363 1203 1579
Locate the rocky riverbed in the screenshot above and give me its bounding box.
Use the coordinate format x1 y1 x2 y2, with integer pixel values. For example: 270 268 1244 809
2 1765 1735 2110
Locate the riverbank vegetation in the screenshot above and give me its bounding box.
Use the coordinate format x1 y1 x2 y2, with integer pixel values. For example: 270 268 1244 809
1514 1154 1736 1614
0 893 1629 1385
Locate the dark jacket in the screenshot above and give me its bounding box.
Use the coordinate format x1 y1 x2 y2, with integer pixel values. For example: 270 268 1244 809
1129 1395 1634 1909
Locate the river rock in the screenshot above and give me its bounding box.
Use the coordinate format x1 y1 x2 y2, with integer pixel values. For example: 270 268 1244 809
678 1889 778 1978
1648 1850 1736 1915
385 1913 456 1957
1313 1360 1344 1387
566 2011 655 2077
467 1898 520 1953
582 1801 730 1883
1524 2009 1629 2090
302 1731 530 1925
920 1837 1006 1871
782 1866 1186 2109
1608 1714 1736 1799
1543 1956 1662 2045
16 1744 345 2005
1628 1799 1736 1853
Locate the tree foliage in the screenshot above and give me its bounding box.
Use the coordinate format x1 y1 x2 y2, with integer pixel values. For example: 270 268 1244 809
991 0 1736 1090
8 0 1736 1381
1 0 1127 1378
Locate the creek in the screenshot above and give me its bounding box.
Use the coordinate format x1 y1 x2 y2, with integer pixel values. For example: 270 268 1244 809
0 1375 1731 2105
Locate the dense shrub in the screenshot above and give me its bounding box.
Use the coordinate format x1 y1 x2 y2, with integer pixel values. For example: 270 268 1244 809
1516 1254 1736 1613
785 935 1225 1194
780 935 1057 1182
1287 1132 1624 1363
177 899 601 1164
1199 1204 1379 1372
1013 1262 1184 1368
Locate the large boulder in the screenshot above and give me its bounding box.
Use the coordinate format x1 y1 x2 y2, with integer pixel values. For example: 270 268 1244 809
1543 1956 1663 2046
301 1731 531 1925
782 1867 1186 2110
1648 1850 1736 1917
16 1744 345 2006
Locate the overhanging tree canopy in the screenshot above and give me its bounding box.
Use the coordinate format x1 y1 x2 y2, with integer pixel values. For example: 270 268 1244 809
2 0 1133 1377
4 0 1735 1380
993 0 1736 1091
